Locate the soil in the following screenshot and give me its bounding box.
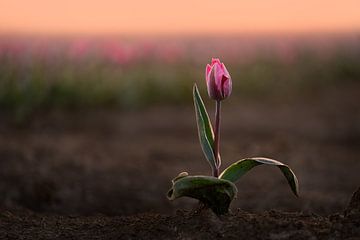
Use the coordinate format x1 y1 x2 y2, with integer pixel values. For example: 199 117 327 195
1 189 360 240
0 84 359 239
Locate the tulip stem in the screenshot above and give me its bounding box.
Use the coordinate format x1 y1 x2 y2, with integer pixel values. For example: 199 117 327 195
213 100 221 177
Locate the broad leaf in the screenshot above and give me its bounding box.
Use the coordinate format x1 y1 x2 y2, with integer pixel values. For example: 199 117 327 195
193 84 216 170
167 173 237 215
219 157 299 196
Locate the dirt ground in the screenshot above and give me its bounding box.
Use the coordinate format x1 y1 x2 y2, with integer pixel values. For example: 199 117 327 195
0 196 359 240
0 83 359 239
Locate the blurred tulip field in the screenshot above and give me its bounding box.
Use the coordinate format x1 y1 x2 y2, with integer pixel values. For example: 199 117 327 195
1 34 360 119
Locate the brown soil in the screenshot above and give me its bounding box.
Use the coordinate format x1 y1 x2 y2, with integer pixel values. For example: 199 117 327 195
0 84 359 239
1 193 359 240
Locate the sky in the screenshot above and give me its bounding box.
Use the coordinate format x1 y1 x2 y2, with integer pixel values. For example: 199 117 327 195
1 0 360 35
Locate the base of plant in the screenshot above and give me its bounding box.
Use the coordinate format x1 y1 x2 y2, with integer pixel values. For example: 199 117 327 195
167 158 299 215
167 172 237 215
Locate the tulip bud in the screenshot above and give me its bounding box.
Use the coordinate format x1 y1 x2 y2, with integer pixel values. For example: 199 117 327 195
205 58 232 101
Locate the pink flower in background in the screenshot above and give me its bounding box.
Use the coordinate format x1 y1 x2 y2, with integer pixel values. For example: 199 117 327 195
136 41 156 60
0 42 4 58
68 40 90 60
157 44 184 63
276 42 296 64
205 58 232 101
102 42 136 65
0 42 25 60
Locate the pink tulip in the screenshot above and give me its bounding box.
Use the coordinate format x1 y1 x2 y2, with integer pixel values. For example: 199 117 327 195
206 58 232 101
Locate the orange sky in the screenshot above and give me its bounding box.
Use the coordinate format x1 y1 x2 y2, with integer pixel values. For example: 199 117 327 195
1 0 360 35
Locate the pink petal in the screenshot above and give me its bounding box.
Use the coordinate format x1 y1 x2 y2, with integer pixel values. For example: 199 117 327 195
206 64 212 81
211 58 221 66
213 62 223 91
207 67 217 99
221 63 231 78
223 75 232 98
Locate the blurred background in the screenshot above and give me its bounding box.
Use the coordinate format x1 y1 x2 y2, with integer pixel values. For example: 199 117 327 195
0 0 359 216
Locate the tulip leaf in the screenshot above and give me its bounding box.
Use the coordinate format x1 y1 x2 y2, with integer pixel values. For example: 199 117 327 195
193 84 216 171
167 173 237 215
219 157 299 197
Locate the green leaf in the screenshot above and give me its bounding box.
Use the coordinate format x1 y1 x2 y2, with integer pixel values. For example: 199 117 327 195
193 84 216 171
167 173 237 215
219 157 299 197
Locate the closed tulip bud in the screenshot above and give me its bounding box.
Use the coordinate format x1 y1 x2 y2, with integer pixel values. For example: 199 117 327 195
206 58 232 101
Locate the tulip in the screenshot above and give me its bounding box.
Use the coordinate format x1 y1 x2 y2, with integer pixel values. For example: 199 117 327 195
205 58 232 177
167 59 299 215
205 58 232 101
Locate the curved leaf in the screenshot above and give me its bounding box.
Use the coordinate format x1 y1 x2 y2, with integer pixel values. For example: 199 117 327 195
193 84 216 170
167 174 237 215
219 157 299 196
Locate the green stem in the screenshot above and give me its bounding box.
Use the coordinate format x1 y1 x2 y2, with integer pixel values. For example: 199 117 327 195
213 100 221 177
